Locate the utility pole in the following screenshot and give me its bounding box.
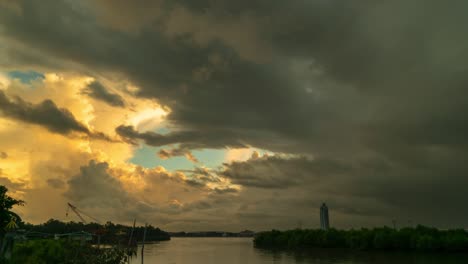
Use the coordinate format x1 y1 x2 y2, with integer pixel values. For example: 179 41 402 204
141 223 147 264
128 219 136 247
297 220 303 230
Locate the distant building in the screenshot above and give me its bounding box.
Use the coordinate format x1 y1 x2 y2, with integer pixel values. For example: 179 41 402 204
238 230 255 237
320 203 330 230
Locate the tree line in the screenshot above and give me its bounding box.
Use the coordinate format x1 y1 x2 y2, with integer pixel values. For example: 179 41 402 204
21 219 170 244
254 227 468 252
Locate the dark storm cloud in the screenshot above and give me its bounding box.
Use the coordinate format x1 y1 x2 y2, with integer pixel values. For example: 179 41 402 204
2 0 468 228
116 125 248 150
82 81 125 107
0 0 328 154
0 90 113 141
0 90 88 133
221 155 350 189
220 153 468 228
0 0 223 99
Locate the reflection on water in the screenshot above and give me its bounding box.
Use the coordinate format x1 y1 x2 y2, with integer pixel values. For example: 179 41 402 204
130 237 468 264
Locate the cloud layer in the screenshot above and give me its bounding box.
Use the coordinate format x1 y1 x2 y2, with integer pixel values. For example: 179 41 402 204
1 0 468 230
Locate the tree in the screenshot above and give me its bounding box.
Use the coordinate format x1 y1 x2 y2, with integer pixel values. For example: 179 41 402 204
0 185 24 235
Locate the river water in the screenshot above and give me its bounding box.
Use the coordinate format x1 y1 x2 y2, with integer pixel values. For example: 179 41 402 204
130 237 468 264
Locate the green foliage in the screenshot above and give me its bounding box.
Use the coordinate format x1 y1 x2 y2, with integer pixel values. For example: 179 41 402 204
9 240 129 264
254 226 468 252
0 186 24 234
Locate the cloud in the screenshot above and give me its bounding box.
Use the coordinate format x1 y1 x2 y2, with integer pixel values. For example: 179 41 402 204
0 90 89 134
213 187 238 195
116 125 247 150
1 0 468 229
157 149 172 159
64 160 162 223
221 155 349 189
0 176 26 191
82 81 125 107
158 148 199 163
0 151 7 159
65 160 133 210
184 152 198 163
46 178 65 189
63 160 231 225
0 90 113 141
219 153 468 228
0 0 319 154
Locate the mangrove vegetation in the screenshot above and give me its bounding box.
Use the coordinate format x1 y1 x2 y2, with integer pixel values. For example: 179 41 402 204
254 227 468 252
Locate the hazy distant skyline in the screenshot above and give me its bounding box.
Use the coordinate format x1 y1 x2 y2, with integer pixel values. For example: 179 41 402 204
1 0 468 231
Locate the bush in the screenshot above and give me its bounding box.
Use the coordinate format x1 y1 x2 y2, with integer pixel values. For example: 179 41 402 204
9 240 130 264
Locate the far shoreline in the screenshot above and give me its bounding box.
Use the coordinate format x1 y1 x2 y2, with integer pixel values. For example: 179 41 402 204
254 226 468 253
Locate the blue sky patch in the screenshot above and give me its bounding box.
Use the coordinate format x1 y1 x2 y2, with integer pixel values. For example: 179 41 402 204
192 149 226 168
130 145 226 171
155 127 171 135
8 70 45 84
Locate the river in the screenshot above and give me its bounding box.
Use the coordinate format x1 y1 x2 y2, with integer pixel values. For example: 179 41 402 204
130 237 468 264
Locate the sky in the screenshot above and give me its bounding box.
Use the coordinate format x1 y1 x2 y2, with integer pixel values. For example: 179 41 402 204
0 0 468 232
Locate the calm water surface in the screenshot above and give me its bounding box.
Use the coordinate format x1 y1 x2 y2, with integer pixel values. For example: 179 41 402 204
130 237 468 264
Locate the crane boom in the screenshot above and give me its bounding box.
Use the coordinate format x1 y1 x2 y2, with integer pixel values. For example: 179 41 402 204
66 202 100 224
67 203 87 223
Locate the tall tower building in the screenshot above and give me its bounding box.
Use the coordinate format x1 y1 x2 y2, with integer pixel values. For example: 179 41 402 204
320 203 330 230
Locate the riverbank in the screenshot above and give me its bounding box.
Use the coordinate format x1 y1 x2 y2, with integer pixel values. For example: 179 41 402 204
254 226 468 252
21 219 170 244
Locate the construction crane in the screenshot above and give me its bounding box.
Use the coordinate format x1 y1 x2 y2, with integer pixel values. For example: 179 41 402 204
66 202 106 245
66 202 101 224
